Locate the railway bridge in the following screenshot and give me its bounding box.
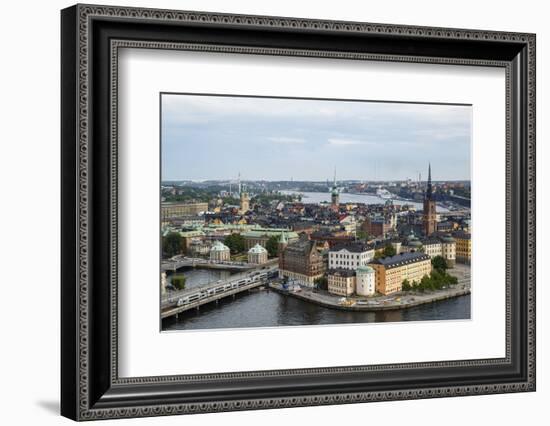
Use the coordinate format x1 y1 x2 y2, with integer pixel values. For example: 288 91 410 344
161 267 278 319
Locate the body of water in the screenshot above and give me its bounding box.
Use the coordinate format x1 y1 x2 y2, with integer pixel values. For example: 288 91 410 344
162 193 462 331
162 288 470 331
167 268 236 290
281 190 449 212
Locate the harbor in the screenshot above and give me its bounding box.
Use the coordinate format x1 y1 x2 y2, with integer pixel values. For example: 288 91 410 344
162 264 471 330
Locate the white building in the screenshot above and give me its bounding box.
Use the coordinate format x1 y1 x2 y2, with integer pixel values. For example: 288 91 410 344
247 243 268 264
356 265 376 296
209 240 230 261
420 235 456 268
440 235 456 267
327 269 356 296
328 242 374 270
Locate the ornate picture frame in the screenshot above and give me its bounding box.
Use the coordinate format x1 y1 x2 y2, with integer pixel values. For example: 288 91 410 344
61 4 535 420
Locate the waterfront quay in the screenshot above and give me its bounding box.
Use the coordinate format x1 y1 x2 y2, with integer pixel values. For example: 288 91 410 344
270 264 471 312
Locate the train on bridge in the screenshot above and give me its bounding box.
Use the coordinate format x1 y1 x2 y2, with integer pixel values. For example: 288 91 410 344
174 270 274 306
161 268 279 319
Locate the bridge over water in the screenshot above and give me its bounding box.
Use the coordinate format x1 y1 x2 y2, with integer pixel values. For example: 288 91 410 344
161 257 277 273
161 266 278 319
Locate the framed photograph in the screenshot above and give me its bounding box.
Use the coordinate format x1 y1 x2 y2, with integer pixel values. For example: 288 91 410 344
61 4 536 421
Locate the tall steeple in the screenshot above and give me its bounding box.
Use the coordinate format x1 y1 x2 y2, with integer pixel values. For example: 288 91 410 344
330 167 339 210
426 163 433 200
238 172 242 195
423 162 436 236
239 173 249 214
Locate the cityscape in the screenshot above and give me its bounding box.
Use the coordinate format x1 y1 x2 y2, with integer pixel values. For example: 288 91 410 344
160 94 472 331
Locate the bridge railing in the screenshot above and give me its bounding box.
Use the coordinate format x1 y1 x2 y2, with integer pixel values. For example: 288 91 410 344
161 266 278 305
160 278 272 318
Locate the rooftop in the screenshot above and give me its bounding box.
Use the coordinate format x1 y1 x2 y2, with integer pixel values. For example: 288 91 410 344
284 239 317 256
327 268 356 277
370 251 431 268
161 201 209 207
356 265 375 273
248 243 267 254
210 240 230 252
241 229 299 239
452 231 471 240
330 242 374 253
420 238 441 245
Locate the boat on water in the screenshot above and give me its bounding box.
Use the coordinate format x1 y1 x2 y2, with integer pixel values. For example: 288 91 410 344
376 188 393 200
282 279 302 293
289 284 302 293
338 298 356 307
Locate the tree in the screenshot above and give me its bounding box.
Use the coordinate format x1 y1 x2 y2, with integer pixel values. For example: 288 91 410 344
171 274 186 290
265 235 279 258
314 276 328 290
431 255 448 272
447 274 458 285
162 232 182 258
356 230 369 240
419 274 431 291
383 244 396 258
401 279 411 291
224 233 245 254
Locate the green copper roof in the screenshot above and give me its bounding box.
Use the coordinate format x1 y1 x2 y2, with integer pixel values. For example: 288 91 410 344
242 230 298 239
248 243 268 254
356 265 375 273
210 240 230 252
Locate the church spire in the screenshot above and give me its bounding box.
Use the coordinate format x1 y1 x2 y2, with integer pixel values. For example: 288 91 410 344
238 172 242 195
426 163 433 200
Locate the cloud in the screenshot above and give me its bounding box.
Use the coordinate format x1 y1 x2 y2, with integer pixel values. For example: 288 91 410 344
162 94 471 180
267 137 306 144
327 138 369 146
412 127 471 141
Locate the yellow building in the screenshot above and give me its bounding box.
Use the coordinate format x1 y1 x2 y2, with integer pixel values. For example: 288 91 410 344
239 191 250 214
420 235 456 268
327 269 356 296
369 252 432 295
453 231 471 264
161 202 208 220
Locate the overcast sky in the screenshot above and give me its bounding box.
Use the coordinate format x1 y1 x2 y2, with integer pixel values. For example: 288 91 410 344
161 94 471 182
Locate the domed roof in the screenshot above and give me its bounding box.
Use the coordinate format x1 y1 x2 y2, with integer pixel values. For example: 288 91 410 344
441 235 455 243
407 231 421 246
248 243 267 254
356 265 374 273
211 240 230 252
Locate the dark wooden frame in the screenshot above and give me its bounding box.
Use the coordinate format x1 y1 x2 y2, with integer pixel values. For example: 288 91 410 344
61 4 536 421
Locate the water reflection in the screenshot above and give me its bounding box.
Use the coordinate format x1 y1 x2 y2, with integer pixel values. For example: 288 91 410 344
162 288 470 331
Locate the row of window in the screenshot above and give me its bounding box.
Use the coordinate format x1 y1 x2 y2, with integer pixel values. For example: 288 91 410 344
330 253 361 259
